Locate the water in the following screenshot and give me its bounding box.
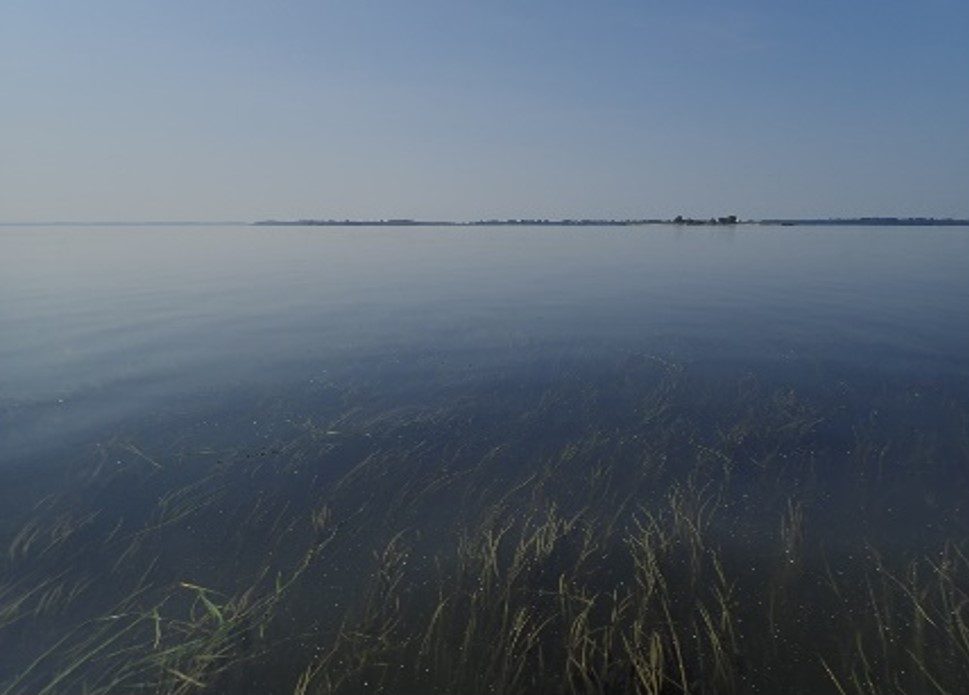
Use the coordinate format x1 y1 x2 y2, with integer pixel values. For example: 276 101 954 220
1 224 968 693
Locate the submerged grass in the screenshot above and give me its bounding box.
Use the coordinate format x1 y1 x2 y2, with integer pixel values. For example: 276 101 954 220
1 355 968 693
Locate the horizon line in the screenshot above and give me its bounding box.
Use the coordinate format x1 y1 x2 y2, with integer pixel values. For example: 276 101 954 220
3 215 969 227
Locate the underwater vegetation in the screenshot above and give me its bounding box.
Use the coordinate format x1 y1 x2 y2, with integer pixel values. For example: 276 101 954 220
1 354 968 694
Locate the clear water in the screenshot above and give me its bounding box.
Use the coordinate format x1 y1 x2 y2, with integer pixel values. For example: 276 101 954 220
1 225 968 693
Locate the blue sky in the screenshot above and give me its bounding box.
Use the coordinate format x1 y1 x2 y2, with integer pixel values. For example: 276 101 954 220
2 1 967 220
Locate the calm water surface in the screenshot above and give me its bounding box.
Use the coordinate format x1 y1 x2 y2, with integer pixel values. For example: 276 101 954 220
3 225 965 457
1 225 968 693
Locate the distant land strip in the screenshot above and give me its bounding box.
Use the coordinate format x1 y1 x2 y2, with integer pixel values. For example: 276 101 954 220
3 217 966 228
254 216 969 227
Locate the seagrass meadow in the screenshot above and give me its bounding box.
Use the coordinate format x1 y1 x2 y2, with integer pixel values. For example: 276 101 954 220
1 224 968 693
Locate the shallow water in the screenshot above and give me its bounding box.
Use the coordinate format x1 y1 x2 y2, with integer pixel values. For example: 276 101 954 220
1 224 968 693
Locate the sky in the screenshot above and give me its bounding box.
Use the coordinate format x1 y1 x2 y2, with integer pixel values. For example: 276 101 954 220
1 0 967 221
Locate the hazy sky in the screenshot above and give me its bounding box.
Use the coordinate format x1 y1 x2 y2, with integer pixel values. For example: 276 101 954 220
2 1 967 221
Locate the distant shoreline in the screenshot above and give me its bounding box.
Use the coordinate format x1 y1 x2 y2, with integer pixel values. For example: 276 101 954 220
3 217 966 228
254 216 969 227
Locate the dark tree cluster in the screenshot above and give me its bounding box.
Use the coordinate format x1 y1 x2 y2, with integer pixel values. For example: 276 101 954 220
673 214 739 225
